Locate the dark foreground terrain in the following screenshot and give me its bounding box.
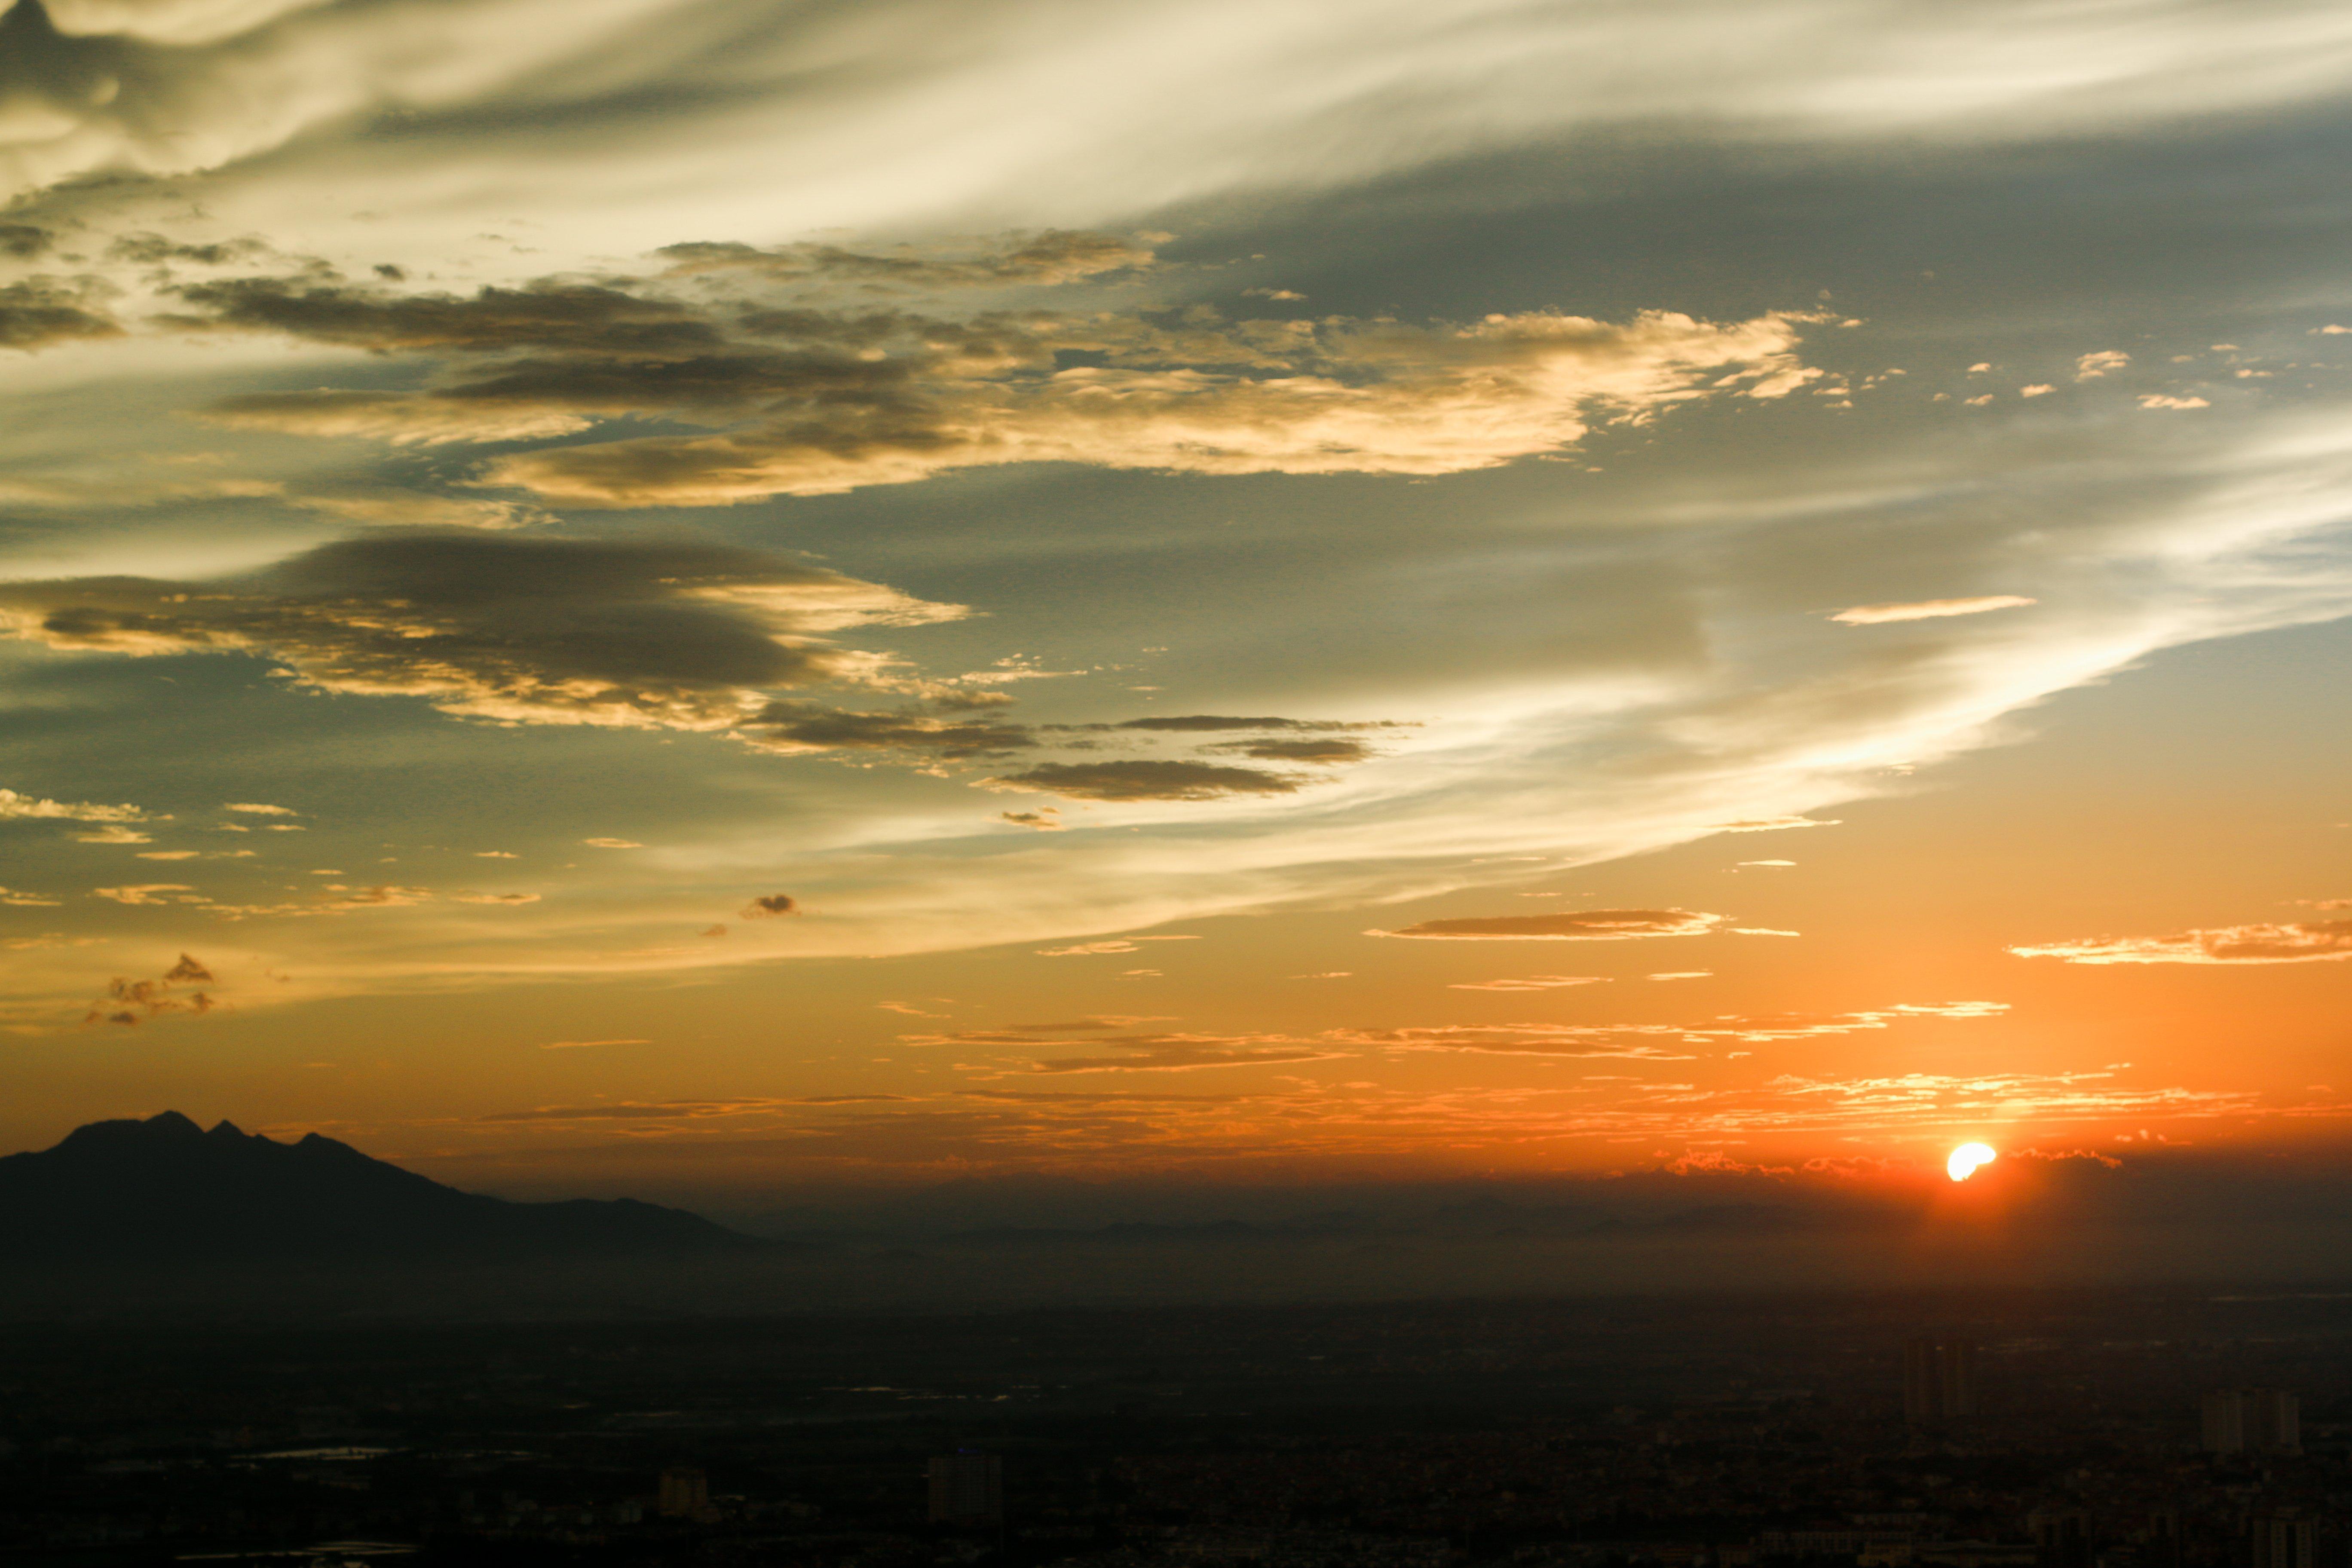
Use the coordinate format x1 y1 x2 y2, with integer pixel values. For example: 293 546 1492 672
1 1289 2347 1568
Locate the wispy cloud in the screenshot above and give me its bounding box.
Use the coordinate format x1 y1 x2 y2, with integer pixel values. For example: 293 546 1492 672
2011 921 2352 965
1371 909 1724 941
1831 595 2036 625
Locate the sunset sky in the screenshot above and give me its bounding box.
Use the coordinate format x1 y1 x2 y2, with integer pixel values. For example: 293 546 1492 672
2 0 2348 1208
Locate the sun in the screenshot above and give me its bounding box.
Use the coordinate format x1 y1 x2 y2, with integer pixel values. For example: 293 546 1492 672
1946 1142 1997 1182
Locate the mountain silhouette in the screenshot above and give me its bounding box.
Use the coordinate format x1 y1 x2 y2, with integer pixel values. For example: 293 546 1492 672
0 1111 754 1260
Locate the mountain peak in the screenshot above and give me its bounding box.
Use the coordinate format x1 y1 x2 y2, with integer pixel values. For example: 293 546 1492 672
54 1110 205 1150
3 1112 756 1262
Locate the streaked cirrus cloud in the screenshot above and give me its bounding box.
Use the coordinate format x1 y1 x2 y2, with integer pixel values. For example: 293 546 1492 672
2010 921 2352 965
1831 595 2038 625
1369 909 1726 941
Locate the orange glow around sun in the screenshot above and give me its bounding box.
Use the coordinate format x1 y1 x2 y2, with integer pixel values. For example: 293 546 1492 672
1946 1142 1998 1182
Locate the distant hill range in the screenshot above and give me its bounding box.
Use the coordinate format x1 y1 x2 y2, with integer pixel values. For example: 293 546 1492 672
0 1111 754 1261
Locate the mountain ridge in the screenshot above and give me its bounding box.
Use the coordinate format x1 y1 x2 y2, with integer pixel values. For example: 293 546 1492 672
0 1110 757 1260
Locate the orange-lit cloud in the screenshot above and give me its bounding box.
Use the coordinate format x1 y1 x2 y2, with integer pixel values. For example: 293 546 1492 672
1370 909 1724 941
178 263 1822 506
0 789 149 824
2010 920 2352 964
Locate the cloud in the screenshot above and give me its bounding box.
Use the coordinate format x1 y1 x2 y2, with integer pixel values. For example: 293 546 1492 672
740 894 798 918
475 1094 914 1121
999 809 1063 831
284 481 545 531
175 260 1818 506
988 760 1313 801
83 953 218 1027
92 884 198 905
1037 936 1200 957
0 789 147 823
1357 1001 2005 1054
1711 817 1839 833
2139 394 2211 410
466 306 1822 506
1649 971 1712 980
0 279 123 352
741 699 1034 758
907 1027 1353 1074
315 884 430 910
654 229 1161 288
1370 908 1724 941
1109 714 1368 732
0 886 62 906
2010 921 2352 965
2076 350 2132 379
73 824 152 844
0 533 959 729
1348 1024 1700 1060
1206 736 1375 763
224 802 297 816
450 891 539 905
165 276 728 355
582 837 643 848
1831 595 2037 625
1447 975 1610 991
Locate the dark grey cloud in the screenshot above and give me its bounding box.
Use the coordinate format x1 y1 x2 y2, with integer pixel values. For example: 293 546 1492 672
740 698 1035 758
987 760 1313 802
1371 909 1728 941
0 278 122 351
0 224 51 258
109 232 269 266
0 533 957 728
84 953 217 1027
655 229 1160 288
1110 714 1358 732
1209 737 1374 764
166 276 725 355
740 894 798 918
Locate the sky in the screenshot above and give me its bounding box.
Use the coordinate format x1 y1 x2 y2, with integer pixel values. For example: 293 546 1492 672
2 0 2349 1213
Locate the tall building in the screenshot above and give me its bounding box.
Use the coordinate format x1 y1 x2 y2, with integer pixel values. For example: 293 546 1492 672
928 1452 1003 1527
2030 1507 2093 1568
1940 1337 1978 1417
658 1466 709 1519
2202 1390 2244 1453
2204 1389 2299 1455
1904 1337 1979 1422
2245 1389 2300 1454
2253 1518 2315 1568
